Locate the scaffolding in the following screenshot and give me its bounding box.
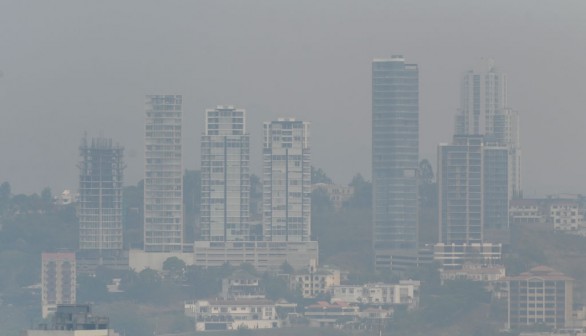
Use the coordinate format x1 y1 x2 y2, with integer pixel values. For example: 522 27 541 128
78 136 125 251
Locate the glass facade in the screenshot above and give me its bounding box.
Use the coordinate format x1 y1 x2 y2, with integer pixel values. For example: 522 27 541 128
372 56 419 257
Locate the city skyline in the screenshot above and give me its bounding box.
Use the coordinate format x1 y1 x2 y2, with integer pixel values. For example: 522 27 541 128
2 1 585 196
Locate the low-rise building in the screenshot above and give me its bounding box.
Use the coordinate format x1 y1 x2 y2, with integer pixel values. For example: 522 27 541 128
509 199 547 225
330 281 420 309
550 200 583 231
185 299 280 331
440 263 506 283
290 265 340 298
23 304 118 336
304 301 360 328
194 241 318 272
434 243 502 270
221 270 264 300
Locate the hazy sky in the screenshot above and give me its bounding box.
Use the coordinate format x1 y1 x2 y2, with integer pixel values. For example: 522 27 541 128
1 0 585 196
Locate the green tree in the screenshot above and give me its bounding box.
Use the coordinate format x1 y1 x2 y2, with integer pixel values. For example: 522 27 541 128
311 166 333 184
344 174 372 208
162 257 186 280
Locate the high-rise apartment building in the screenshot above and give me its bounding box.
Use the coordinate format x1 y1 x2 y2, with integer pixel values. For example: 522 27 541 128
438 135 509 245
144 95 183 252
438 136 484 245
262 119 311 242
454 59 521 199
78 137 124 251
201 106 250 241
372 56 420 270
41 252 76 318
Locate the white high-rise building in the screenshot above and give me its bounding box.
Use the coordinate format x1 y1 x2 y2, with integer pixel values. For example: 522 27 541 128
144 95 183 252
262 119 311 242
454 59 521 199
200 106 250 241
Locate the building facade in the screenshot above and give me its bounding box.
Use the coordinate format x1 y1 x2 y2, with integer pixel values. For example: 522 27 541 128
78 137 124 252
200 106 250 241
438 135 509 246
507 266 574 330
185 299 280 331
290 266 341 299
144 95 183 252
454 59 521 199
372 55 420 270
330 280 420 309
193 241 318 272
41 253 76 318
262 119 311 242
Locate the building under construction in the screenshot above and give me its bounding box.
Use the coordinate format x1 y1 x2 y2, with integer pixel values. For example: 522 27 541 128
78 136 125 252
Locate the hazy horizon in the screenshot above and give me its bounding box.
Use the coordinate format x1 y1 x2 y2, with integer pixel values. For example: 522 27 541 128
1 0 585 196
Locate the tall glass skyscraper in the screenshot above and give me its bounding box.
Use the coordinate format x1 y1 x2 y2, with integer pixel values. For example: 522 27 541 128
144 95 183 252
200 106 250 241
372 56 420 270
262 119 311 242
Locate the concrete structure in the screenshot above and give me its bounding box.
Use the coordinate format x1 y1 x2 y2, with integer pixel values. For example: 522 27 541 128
506 266 574 330
262 118 311 242
549 200 583 231
438 135 509 247
185 299 280 331
193 241 318 272
330 280 420 309
372 55 420 271
440 263 506 283
42 253 76 318
201 106 250 242
221 269 264 300
454 59 522 199
290 265 341 298
25 304 117 336
304 301 359 328
311 183 354 210
509 199 547 225
144 95 183 252
433 243 502 270
78 137 124 251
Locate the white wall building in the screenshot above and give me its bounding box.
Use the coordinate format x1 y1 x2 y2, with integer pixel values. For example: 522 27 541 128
263 119 311 242
330 281 420 309
42 253 76 318
185 299 280 331
144 95 183 252
200 106 250 242
550 201 582 231
290 266 341 298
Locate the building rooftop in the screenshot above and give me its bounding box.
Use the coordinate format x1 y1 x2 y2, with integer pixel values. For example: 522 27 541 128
506 266 574 281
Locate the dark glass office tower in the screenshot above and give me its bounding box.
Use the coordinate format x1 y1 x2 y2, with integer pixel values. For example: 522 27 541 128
372 56 419 270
